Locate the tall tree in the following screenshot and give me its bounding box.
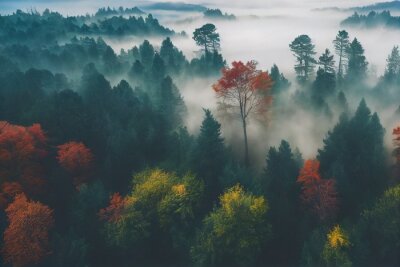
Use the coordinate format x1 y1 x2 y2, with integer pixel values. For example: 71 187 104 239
263 140 301 264
297 160 337 221
289 34 317 84
384 46 400 82
312 49 336 101
347 38 368 81
158 76 186 131
3 194 54 267
333 30 350 80
193 24 220 53
318 49 335 74
191 109 226 205
139 40 155 67
318 100 387 218
213 61 273 166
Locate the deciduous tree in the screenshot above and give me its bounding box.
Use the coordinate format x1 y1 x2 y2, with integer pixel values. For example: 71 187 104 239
57 141 94 187
3 194 54 267
213 61 273 166
0 121 47 195
297 160 337 221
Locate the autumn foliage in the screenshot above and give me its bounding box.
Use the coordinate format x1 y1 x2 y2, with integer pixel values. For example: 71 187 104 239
0 121 47 197
2 194 54 267
0 182 23 209
213 61 273 115
98 192 127 223
213 61 273 165
297 160 337 221
57 141 94 187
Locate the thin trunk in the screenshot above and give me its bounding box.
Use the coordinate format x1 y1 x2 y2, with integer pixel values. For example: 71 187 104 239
242 117 249 167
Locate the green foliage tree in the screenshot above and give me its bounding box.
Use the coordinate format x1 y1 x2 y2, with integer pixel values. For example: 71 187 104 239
139 40 155 68
270 64 290 94
263 140 301 265
191 185 270 266
289 34 317 84
191 109 226 207
353 185 400 266
333 30 350 81
347 38 368 81
318 99 387 218
193 23 220 53
384 45 400 83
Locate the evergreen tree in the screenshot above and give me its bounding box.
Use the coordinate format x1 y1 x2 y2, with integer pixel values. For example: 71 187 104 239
263 140 302 265
289 34 317 84
318 49 335 74
270 64 290 94
151 53 166 80
333 30 350 81
158 76 186 131
318 99 387 218
384 45 400 82
347 38 368 81
193 23 220 53
139 40 155 68
191 109 226 206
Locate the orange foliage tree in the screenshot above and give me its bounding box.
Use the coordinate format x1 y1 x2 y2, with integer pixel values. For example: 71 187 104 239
98 192 126 223
213 61 273 166
0 182 23 209
0 121 47 197
2 194 54 267
297 160 337 221
57 141 94 187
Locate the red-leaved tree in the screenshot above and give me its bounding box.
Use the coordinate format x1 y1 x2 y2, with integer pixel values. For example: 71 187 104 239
57 141 94 187
98 192 126 223
0 121 47 196
2 193 54 267
213 61 273 166
297 160 337 221
0 182 23 209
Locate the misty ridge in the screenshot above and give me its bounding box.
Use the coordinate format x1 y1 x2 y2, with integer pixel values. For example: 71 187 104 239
0 1 399 267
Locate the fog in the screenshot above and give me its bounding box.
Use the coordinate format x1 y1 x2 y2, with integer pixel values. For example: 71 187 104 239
2 0 400 167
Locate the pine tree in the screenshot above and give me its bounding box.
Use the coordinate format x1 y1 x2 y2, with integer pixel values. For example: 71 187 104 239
333 30 350 81
289 35 317 84
191 109 226 205
347 38 368 81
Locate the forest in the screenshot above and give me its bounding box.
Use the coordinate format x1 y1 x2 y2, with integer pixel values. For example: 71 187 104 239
0 1 399 267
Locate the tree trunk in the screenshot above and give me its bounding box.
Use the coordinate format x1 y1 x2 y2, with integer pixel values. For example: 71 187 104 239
242 118 249 167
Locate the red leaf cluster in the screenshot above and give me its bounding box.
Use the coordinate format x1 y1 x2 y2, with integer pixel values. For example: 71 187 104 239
2 193 54 267
98 192 126 223
57 141 94 187
297 160 337 221
0 121 47 197
0 182 23 209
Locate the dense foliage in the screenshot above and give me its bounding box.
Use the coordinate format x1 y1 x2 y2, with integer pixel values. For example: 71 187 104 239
0 4 399 267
